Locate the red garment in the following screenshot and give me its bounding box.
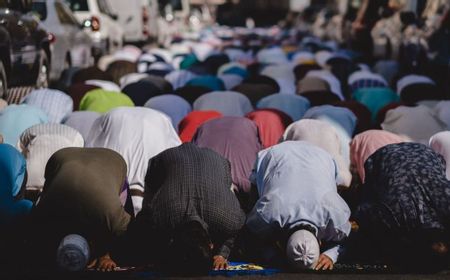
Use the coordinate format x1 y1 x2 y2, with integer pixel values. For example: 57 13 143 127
246 108 293 148
178 110 223 143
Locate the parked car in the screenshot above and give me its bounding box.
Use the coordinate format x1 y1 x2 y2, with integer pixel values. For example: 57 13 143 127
106 0 159 44
0 0 51 96
65 0 123 56
31 0 93 82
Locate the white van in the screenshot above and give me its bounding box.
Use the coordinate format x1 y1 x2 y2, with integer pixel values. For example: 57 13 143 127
106 0 159 43
65 0 124 56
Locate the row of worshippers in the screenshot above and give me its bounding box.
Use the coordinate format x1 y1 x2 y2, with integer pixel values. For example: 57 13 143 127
1 117 449 274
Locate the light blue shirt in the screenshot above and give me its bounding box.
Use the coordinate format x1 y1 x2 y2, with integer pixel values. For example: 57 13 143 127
246 141 351 262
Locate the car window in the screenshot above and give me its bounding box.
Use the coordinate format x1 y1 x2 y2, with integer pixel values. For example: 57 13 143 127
55 2 79 25
31 2 47 21
65 0 89 11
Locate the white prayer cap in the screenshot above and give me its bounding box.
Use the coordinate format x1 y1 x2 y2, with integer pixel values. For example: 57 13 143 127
57 234 90 272
286 230 320 270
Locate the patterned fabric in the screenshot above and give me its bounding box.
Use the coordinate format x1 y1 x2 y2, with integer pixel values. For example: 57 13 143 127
18 124 84 191
5 87 35 104
138 143 246 258
21 89 73 123
356 143 450 236
192 117 262 193
350 79 388 93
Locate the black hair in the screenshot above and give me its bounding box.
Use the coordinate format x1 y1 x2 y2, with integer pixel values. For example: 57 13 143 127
161 220 213 275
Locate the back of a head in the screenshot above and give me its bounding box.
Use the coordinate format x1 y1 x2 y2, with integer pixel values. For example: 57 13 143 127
163 220 213 275
286 229 320 271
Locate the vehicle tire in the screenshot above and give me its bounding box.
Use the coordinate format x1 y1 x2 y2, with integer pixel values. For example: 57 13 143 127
0 60 7 99
36 51 49 89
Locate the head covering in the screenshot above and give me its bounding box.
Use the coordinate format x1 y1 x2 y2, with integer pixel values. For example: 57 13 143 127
121 79 163 106
79 89 134 113
296 76 340 106
106 60 137 85
186 75 225 91
352 87 400 121
144 95 192 130
180 54 199 70
256 94 310 121
85 80 121 92
63 111 101 140
0 104 48 145
21 89 73 123
373 60 399 85
203 53 230 74
304 105 357 137
146 62 174 77
292 51 315 65
286 230 320 270
381 105 447 144
399 83 442 105
0 144 33 225
219 74 243 90
67 83 99 110
315 50 332 67
434 101 450 130
178 110 223 143
246 109 292 148
18 124 84 190
306 70 344 100
256 47 288 64
5 86 35 104
429 131 450 180
218 62 248 78
72 66 112 84
192 117 262 193
137 53 158 72
283 119 352 187
348 70 388 92
0 98 7 110
233 83 277 106
396 74 435 95
142 75 173 94
56 234 90 272
174 85 211 105
261 64 295 85
297 77 330 94
293 64 322 82
97 54 117 71
119 73 149 89
165 70 198 90
86 107 181 214
333 101 372 133
243 75 280 93
375 102 404 128
351 130 409 183
193 91 253 117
